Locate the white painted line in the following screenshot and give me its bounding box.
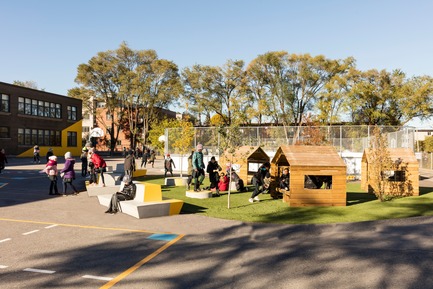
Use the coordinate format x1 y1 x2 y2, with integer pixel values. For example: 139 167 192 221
0 265 9 269
0 238 11 243
23 230 39 235
23 268 56 274
45 224 58 229
82 275 113 281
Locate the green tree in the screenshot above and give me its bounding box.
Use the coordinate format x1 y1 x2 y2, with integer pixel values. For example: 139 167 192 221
171 118 195 177
423 136 433 152
13 80 44 90
74 42 182 152
182 60 247 126
346 69 433 125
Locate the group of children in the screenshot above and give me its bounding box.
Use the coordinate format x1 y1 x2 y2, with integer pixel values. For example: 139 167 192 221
42 151 79 196
41 146 108 196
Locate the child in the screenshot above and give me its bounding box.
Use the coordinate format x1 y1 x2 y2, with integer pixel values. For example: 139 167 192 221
80 148 88 177
44 155 59 195
279 168 290 191
218 172 229 191
164 154 175 177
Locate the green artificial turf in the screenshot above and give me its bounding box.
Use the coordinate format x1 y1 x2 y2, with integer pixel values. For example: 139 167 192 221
140 176 433 224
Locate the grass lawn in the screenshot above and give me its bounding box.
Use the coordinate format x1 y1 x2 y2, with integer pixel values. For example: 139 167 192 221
139 176 433 224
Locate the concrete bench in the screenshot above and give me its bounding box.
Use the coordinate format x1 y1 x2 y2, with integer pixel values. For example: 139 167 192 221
85 172 123 197
186 189 213 199
97 182 183 219
133 169 147 177
165 177 188 186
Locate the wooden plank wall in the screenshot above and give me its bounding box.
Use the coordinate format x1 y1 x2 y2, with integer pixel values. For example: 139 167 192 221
286 166 347 207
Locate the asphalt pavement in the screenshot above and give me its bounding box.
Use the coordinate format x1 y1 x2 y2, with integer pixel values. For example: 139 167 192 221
1 157 433 289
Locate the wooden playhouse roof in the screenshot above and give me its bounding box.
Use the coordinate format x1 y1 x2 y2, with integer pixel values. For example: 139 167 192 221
221 146 269 162
362 148 418 164
272 145 346 167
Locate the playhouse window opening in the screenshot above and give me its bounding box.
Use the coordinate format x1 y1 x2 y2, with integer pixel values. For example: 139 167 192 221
304 175 332 189
383 170 406 182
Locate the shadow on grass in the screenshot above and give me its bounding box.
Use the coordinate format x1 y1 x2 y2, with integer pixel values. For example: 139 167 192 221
419 186 433 196
181 202 208 214
346 191 377 205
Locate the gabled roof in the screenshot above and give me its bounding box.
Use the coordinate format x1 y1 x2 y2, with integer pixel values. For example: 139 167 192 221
272 145 346 167
362 148 418 164
221 146 269 162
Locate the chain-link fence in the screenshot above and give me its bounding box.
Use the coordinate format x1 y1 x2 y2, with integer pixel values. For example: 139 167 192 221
165 125 415 156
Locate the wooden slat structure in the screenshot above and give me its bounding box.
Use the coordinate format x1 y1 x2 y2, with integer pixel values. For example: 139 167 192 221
361 148 419 196
271 145 347 207
218 146 270 185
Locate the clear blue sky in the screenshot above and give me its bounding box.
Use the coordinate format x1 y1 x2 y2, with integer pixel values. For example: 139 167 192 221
2 0 433 124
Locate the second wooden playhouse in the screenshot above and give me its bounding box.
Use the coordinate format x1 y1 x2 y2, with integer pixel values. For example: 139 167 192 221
270 145 347 206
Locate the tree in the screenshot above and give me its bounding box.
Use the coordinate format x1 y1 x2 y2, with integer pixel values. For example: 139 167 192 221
74 42 182 152
171 118 195 177
346 69 433 125
13 80 44 91
148 118 180 153
182 60 247 126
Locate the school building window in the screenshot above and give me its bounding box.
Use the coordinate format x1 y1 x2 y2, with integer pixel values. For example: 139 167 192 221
67 131 77 146
18 128 61 146
18 97 62 119
1 94 10 112
67 105 77 120
0 127 10 138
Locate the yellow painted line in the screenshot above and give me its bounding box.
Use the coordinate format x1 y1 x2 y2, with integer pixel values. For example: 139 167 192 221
0 218 172 235
100 234 185 289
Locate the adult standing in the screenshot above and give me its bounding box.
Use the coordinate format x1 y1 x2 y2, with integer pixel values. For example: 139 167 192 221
249 162 271 203
33 145 40 164
206 156 221 196
88 148 107 187
192 144 206 192
164 154 175 177
124 150 136 178
60 152 79 196
141 149 150 168
186 150 194 190
148 150 156 168
0 148 8 174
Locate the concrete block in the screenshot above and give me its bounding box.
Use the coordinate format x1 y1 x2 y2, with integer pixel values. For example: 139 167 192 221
186 190 213 199
97 194 184 219
165 177 188 186
133 169 147 177
86 185 119 197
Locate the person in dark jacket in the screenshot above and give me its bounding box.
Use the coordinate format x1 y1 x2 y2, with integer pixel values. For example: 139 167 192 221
0 148 7 174
124 150 136 178
105 175 137 214
186 150 194 190
80 148 88 177
249 162 271 203
206 156 221 196
164 154 176 177
60 152 79 196
192 144 205 192
141 149 150 168
46 148 54 163
279 168 290 191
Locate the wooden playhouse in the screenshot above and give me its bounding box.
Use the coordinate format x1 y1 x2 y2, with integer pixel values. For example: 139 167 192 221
218 146 270 185
270 145 347 206
361 148 419 196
